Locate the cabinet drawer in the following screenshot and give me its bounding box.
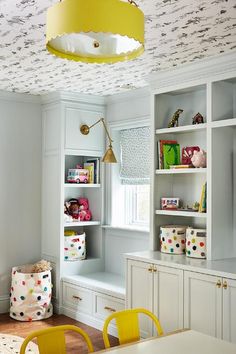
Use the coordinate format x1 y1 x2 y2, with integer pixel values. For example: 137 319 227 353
94 293 124 320
63 282 92 314
65 107 104 152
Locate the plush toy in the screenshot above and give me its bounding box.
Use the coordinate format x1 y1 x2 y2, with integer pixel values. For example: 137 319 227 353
191 149 207 168
68 198 80 219
32 259 51 273
78 198 89 210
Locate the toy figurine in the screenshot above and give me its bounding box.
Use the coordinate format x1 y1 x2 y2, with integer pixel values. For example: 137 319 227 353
192 202 200 212
191 149 207 168
192 112 204 124
168 109 184 128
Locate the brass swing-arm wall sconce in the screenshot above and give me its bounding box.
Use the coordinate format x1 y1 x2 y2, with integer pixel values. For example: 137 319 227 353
80 118 117 163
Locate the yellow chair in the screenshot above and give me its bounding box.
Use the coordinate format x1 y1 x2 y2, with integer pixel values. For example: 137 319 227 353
102 308 163 348
20 324 94 354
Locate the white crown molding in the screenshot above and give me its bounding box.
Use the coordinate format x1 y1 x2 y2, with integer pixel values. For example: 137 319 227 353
109 115 150 129
148 50 236 91
0 90 41 104
41 91 106 106
105 86 150 105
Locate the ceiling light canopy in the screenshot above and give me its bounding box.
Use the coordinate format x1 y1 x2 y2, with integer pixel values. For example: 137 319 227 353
46 0 144 64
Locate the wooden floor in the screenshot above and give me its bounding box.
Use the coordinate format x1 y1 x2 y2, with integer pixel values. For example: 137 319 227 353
0 313 119 353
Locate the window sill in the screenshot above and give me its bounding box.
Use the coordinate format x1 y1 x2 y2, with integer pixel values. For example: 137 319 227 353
102 224 150 233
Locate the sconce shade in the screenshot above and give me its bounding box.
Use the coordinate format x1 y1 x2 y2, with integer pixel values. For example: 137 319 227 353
102 146 117 163
46 0 144 63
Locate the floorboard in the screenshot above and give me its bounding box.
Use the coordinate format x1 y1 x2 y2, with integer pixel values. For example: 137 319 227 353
0 313 119 353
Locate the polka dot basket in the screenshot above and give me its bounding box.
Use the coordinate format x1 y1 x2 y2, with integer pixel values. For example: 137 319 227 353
160 225 187 254
10 265 53 322
186 228 207 259
64 230 86 261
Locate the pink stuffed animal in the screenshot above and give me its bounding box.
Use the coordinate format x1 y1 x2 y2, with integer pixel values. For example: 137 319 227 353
191 149 207 168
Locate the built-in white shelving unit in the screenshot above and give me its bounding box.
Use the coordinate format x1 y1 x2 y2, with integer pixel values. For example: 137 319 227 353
64 183 101 188
150 70 236 261
64 221 101 227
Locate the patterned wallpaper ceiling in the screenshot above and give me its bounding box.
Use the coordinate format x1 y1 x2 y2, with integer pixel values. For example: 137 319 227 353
0 0 235 96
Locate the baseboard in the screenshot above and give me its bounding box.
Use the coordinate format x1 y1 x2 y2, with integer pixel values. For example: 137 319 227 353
0 295 9 314
61 306 118 337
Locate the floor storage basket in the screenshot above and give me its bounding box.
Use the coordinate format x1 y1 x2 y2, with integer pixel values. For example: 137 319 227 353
10 264 53 321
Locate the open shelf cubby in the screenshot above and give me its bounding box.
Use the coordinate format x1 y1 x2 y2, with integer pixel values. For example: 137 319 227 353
155 84 207 130
212 78 236 122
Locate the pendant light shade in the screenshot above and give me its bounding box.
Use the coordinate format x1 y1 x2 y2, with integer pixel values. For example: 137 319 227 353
46 0 144 63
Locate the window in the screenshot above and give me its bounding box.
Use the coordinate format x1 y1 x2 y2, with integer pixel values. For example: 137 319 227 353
109 125 150 230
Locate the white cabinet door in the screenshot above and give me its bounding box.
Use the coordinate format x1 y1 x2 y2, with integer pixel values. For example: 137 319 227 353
223 278 236 344
184 271 222 338
126 260 153 337
65 106 105 152
153 265 183 334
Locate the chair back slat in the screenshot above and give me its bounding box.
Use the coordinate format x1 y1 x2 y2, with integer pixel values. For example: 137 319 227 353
115 312 140 345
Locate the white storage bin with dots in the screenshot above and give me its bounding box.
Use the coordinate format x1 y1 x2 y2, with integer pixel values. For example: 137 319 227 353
186 228 207 258
10 265 53 321
64 231 86 261
160 225 187 254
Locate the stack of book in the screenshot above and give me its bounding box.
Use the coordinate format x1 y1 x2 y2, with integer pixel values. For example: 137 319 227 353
84 158 100 184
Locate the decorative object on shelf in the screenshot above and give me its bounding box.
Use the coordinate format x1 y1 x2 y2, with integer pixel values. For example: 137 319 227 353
86 158 100 184
191 149 207 168
199 183 207 213
46 0 144 64
67 168 89 184
186 228 206 258
160 225 187 254
161 198 180 210
163 143 180 169
182 146 200 166
80 118 117 163
64 230 86 261
192 112 204 124
167 109 184 128
10 263 53 321
158 140 177 169
192 202 200 212
65 198 92 222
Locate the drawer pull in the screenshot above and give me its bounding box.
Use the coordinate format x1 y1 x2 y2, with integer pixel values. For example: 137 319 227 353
73 295 82 301
153 266 157 272
223 281 228 290
148 266 153 273
216 280 221 288
104 306 116 312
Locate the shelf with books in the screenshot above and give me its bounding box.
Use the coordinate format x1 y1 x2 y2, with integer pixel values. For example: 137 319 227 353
155 168 207 175
65 155 100 184
155 210 207 218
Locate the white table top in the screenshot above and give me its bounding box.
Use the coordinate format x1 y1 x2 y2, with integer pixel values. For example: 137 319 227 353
98 330 236 354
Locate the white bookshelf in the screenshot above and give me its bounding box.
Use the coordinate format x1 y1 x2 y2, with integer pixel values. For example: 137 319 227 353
64 221 101 227
150 73 236 261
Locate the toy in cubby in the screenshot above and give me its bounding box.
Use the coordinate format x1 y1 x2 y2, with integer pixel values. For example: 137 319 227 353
64 197 92 222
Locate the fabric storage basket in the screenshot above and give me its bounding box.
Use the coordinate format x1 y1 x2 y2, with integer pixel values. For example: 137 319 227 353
64 230 86 261
160 225 187 254
10 265 53 321
186 228 207 259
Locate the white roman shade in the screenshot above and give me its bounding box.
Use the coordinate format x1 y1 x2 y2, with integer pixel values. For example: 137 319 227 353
120 126 150 185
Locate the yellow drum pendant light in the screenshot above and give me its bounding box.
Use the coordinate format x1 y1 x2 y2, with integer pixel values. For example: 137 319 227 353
46 0 144 63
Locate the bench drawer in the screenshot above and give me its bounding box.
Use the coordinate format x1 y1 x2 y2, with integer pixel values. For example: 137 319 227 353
94 293 124 320
63 282 92 314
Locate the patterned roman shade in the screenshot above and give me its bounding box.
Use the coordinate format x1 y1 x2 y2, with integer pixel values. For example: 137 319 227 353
120 126 150 185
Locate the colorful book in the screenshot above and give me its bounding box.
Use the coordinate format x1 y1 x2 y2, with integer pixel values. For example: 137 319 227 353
86 158 100 184
199 182 207 213
158 140 177 169
162 143 180 169
83 162 95 183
